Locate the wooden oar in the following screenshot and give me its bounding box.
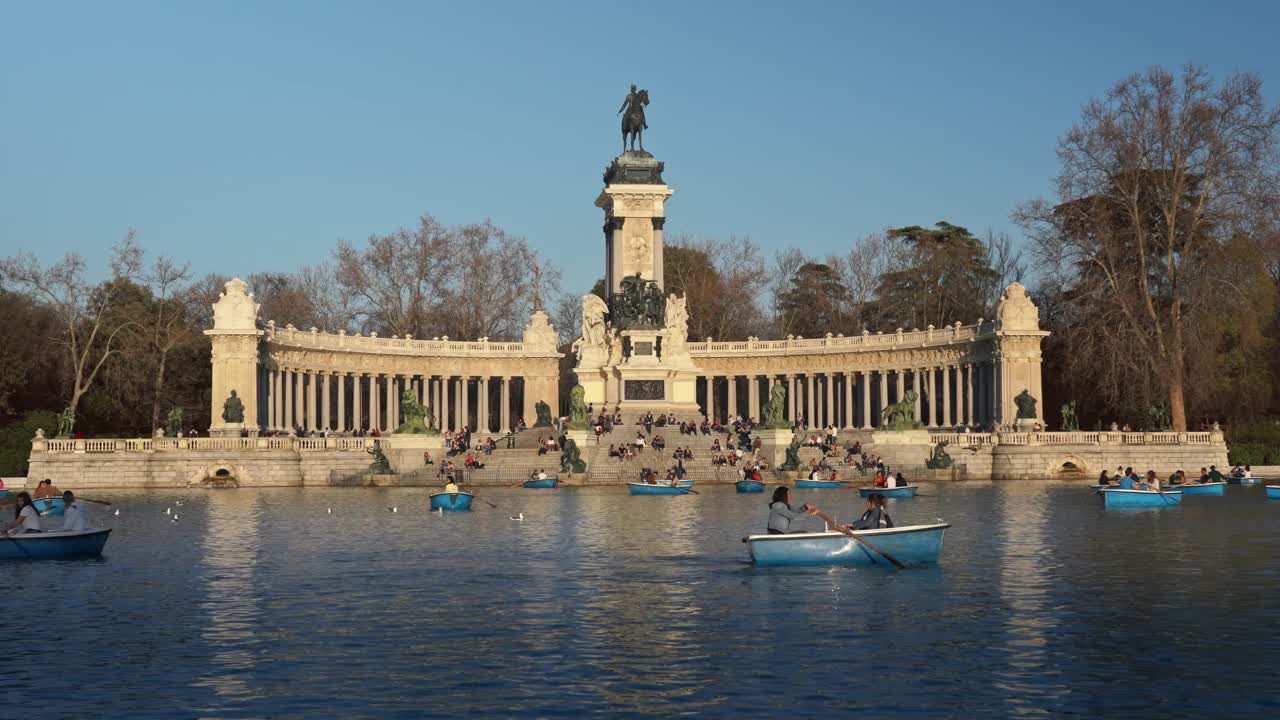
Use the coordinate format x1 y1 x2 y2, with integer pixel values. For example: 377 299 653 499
467 492 499 509
811 510 907 569
80 497 113 506
674 485 699 495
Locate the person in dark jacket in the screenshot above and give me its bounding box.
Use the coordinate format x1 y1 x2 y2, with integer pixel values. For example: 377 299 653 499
767 486 816 534
850 494 894 530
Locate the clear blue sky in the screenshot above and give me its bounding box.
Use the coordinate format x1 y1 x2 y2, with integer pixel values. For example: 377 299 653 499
3 1 1278 294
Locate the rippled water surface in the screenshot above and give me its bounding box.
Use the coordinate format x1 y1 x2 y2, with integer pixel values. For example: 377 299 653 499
6 482 1279 719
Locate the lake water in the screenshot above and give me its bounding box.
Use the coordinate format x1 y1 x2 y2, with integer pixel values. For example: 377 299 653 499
6 482 1279 719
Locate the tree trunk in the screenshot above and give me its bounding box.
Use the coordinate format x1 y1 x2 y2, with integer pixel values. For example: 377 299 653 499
150 349 169 432
1168 324 1187 431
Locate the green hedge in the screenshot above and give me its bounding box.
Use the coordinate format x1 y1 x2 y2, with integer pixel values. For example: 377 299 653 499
1226 443 1280 466
0 411 57 478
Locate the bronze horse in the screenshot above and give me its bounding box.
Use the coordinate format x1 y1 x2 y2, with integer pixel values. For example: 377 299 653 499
620 88 649 153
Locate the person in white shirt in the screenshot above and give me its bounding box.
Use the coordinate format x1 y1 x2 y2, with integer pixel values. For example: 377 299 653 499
537 470 547 481
885 473 899 488
60 491 88 532
4 492 42 534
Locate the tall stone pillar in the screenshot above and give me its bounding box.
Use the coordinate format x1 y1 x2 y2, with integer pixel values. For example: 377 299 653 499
337 373 346 431
353 374 363 431
991 283 1049 425
962 363 972 425
805 374 815 428
924 368 937 429
706 376 716 423
843 372 854 429
829 368 839 425
860 371 871 429
304 371 315 432
939 366 950 428
748 376 759 421
877 370 888 426
954 365 965 425
727 375 737 420
441 376 451 431
895 369 905 404
914 369 923 422
267 369 277 431
321 373 331 431
479 376 489 433
500 377 511 434
205 278 264 434
787 375 797 421
295 371 305 431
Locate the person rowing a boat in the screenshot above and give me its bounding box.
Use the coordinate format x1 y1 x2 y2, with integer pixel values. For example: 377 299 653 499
1207 466 1225 483
33 478 60 500
1139 470 1160 491
851 493 894 530
3 492 42 535
1118 467 1138 490
767 487 817 534
60 491 87 532
444 476 461 494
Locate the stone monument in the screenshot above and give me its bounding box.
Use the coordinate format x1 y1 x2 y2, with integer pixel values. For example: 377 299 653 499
205 278 263 436
574 85 703 420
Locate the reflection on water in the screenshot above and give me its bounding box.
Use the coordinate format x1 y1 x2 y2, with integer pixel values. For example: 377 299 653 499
192 491 263 708
9 482 1280 719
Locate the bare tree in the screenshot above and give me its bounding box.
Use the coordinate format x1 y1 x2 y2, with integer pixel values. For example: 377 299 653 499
982 229 1027 314
767 247 810 337
1017 66 1280 430
139 255 194 431
0 234 141 425
334 214 456 337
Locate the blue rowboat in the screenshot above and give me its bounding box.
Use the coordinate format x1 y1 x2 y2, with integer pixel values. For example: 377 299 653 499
429 492 473 512
627 482 691 495
1100 488 1182 508
522 478 558 489
1228 476 1260 485
1178 482 1226 496
858 486 917 499
746 523 949 567
0 529 111 561
676 479 694 488
1089 484 1112 493
33 497 65 516
795 479 848 489
1265 485 1280 499
735 479 765 493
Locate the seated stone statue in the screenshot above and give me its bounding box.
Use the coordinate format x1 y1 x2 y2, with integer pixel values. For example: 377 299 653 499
568 385 589 430
925 441 953 469
560 439 587 474
395 386 438 434
535 400 554 428
762 384 789 429
222 390 245 424
881 391 920 430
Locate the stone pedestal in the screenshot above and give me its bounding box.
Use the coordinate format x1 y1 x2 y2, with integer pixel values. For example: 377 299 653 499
384 433 444 474
756 428 797 472
871 429 933 446
210 423 245 438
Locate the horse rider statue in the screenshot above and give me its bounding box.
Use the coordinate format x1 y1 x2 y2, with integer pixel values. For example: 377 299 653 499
619 83 650 153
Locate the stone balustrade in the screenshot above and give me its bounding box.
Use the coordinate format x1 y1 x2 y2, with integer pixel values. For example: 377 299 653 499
33 436 384 454
687 321 989 356
265 323 545 357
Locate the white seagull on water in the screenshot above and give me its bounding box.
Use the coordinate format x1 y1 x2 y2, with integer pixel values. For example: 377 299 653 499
509 513 524 521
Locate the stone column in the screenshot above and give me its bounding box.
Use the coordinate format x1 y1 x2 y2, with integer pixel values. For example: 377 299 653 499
706 376 716 423
479 376 490 433
805 374 816 428
441 376 451 431
825 373 835 428
281 369 292 430
787 375 797 421
877 370 888 426
895 369 905 404
924 368 937 429
336 373 346 431
727 375 737 420
913 369 923 422
941 365 952 428
955 365 965 425
860 371 871 429
353 374 363 431
747 376 759 421
321 373 331 432
500 377 511 433
962 363 972 425
461 377 471 431
843 371 854 429
295 370 305 430
367 375 377 431
267 368 277 431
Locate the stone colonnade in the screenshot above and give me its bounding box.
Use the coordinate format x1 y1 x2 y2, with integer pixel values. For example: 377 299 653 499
697 364 994 429
206 279 562 436
260 368 526 434
687 282 1049 430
